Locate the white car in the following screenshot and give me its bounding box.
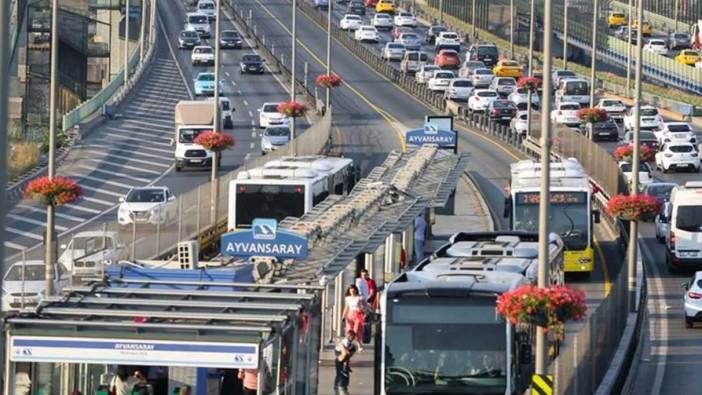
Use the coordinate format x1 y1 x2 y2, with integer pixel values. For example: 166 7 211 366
185 12 211 38
118 186 177 226
382 42 406 61
191 45 214 66
596 98 627 121
619 161 653 191
427 70 455 92
458 60 486 78
197 0 216 20
655 142 701 173
1 261 68 312
510 110 530 137
467 89 499 113
623 105 663 131
489 77 518 97
259 102 291 128
58 231 127 277
373 13 393 30
416 65 440 84
393 12 416 27
654 122 698 145
550 101 581 127
444 78 474 100
508 88 540 110
683 271 702 327
340 14 363 31
697 61 702 70
644 39 669 56
470 68 494 88
434 31 461 51
354 25 378 42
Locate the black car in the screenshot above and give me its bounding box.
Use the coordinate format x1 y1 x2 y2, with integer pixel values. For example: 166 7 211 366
622 130 659 150
425 25 447 44
220 30 243 49
488 99 517 124
349 1 366 15
239 54 265 74
178 30 201 49
583 118 619 141
468 43 499 68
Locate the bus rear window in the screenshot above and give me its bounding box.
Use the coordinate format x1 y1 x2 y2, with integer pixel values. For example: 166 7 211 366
235 184 305 227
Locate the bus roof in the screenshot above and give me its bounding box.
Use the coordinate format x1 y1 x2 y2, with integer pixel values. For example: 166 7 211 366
385 269 529 298
235 156 353 183
510 158 590 191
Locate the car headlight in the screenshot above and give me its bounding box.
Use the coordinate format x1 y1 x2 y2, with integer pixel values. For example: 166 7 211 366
119 206 129 215
262 139 272 149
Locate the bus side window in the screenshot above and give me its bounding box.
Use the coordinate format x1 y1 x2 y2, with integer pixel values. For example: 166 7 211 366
314 191 329 205
334 183 344 195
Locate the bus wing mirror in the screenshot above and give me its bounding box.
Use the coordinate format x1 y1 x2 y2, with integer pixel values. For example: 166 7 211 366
503 197 511 218
519 343 532 365
592 209 601 224
682 282 690 291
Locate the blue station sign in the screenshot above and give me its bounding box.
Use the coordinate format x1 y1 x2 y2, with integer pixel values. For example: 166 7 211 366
405 123 457 148
221 218 308 259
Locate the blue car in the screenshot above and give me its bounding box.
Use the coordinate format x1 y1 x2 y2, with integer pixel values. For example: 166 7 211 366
193 72 223 97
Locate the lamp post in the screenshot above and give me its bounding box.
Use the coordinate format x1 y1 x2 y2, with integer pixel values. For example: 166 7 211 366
471 0 476 41
124 0 130 88
625 0 633 96
210 0 222 225
290 0 298 155
139 0 146 60
589 0 598 108
509 0 514 58
45 0 60 295
325 0 332 113
528 0 535 75
562 0 568 69
0 0 11 335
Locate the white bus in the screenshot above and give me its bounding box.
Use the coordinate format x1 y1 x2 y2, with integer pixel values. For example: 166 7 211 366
227 156 357 229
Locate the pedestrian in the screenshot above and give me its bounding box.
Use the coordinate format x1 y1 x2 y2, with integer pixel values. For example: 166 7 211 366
354 271 369 301
109 366 136 395
334 330 357 395
342 284 370 346
414 215 427 262
359 268 379 343
237 368 258 395
131 370 149 395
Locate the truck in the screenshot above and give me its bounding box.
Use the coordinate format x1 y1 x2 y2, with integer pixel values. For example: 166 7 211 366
58 231 128 278
173 100 233 172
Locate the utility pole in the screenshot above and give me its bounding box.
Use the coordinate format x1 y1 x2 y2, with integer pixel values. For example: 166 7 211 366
290 0 298 156
326 0 332 113
45 0 59 296
628 0 644 312
528 0 535 75
0 3 11 354
471 0 476 41
562 0 568 69
509 0 514 58
124 0 130 88
589 0 598 108
211 0 222 225
625 0 633 96
673 0 679 32
139 0 146 60
536 0 553 376
439 0 443 24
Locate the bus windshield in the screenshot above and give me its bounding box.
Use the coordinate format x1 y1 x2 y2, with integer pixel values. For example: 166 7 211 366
513 192 589 250
235 184 305 228
563 81 588 95
384 296 507 395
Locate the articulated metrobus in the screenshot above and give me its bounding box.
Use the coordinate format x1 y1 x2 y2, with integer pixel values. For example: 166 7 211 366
504 158 600 274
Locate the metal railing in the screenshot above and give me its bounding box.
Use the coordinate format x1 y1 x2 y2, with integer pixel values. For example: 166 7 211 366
610 0 692 33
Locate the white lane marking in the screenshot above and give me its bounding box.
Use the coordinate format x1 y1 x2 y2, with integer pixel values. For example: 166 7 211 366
75 165 150 184
250 142 255 149
6 214 68 231
5 241 26 251
245 153 251 160
243 100 249 106
79 184 127 198
72 173 135 189
225 71 231 77
639 240 667 395
5 227 43 241
248 110 254 117
82 195 117 207
251 131 257 137
81 158 163 176
63 203 101 214
82 150 171 167
237 89 242 94
87 142 174 155
158 11 195 99
16 204 85 222
251 120 256 126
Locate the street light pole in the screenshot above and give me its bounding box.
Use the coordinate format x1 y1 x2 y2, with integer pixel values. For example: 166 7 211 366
471 0 476 41
509 0 514 58
589 0 598 108
562 0 568 69
536 0 553 375
290 0 298 156
139 0 146 60
45 0 60 296
528 0 535 75
625 0 633 96
325 0 332 113
124 0 130 88
211 0 222 225
673 0 679 32
439 0 443 25
628 0 644 312
0 0 12 334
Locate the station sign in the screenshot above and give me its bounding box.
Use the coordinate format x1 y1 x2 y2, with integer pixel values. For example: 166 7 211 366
221 218 308 259
405 115 457 153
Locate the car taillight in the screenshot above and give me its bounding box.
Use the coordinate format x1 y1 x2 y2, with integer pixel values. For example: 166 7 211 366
670 231 676 250
688 291 702 299
491 109 500 116
557 111 562 115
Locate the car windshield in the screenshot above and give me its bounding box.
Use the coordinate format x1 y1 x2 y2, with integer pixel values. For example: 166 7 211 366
265 127 290 137
199 2 214 9
493 101 513 108
674 33 688 39
475 69 493 75
561 104 579 110
497 79 515 86
477 46 498 56
179 128 207 143
263 104 280 112
645 184 675 200
126 189 165 203
453 80 473 87
181 31 198 38
502 62 519 67
557 71 576 78
684 51 698 56
402 34 418 40
612 13 625 17
432 26 446 33
242 55 261 62
602 100 622 107
222 31 239 38
347 15 361 20
70 236 114 252
563 81 588 95
442 33 458 39
640 108 658 116
620 163 649 172
388 43 403 49
198 74 214 81
677 206 702 232
5 265 45 281
518 113 528 120
478 91 497 97
188 15 207 24
194 47 212 54
362 27 374 31
640 131 656 140
667 124 692 132
435 72 453 78
465 61 484 68
376 14 390 19
650 40 666 46
669 145 694 153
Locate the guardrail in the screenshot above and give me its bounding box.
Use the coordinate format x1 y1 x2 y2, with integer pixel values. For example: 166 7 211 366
610 0 691 33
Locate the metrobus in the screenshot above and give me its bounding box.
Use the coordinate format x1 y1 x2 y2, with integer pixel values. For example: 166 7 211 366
227 156 357 229
504 158 600 274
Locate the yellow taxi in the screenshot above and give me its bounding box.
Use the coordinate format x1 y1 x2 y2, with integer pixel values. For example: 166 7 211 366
607 12 626 28
492 60 524 78
375 0 395 13
675 50 701 66
632 20 653 36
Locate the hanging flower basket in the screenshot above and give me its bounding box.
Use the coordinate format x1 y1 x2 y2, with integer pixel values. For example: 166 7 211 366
277 101 307 118
24 176 82 207
193 130 235 152
576 107 608 123
315 74 343 89
606 194 661 222
497 285 587 340
517 76 541 91
613 144 654 162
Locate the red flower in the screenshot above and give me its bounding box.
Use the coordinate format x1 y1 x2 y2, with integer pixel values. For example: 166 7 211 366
277 101 307 118
193 130 235 152
24 176 82 207
576 107 608 123
315 73 343 88
613 144 654 162
517 76 541 91
606 194 660 221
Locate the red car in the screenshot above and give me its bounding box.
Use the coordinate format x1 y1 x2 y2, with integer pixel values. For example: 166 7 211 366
393 26 412 40
435 49 461 69
364 0 377 6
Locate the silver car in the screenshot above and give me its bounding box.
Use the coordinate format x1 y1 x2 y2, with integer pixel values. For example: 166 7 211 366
261 126 291 154
470 68 494 88
489 77 517 96
458 60 486 78
382 42 406 61
396 33 422 51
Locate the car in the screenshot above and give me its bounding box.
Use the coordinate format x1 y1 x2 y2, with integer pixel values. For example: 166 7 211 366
655 201 671 243
655 142 701 173
607 11 626 28
697 61 702 70
427 70 455 92
655 122 698 145
191 45 214 66
434 31 461 52
582 118 619 141
550 101 581 127
354 25 379 42
372 13 393 30
669 32 691 50
375 0 395 13
470 68 494 88
259 102 291 128
554 78 590 107
348 1 366 15
220 30 243 49
314 0 329 9
644 39 669 56
261 126 291 154
632 20 653 36
665 182 702 273
458 60 486 78
675 50 700 66
185 12 210 38
393 12 416 27
508 87 540 110
425 25 448 44
467 43 499 67
58 231 128 277
239 53 265 74
622 130 659 151
467 89 499 113
1 260 68 312
193 72 223 96
493 60 524 78
197 0 216 21
382 42 406 61
489 76 518 97
416 64 440 84
364 0 377 6
401 50 429 73
551 69 577 89
510 110 530 136
207 96 235 129
392 26 413 40
434 49 460 69
619 161 653 191
178 29 201 49
396 33 422 51
614 25 630 40
487 99 517 123
444 78 474 100
340 14 363 30
118 187 177 226
643 182 677 205
596 98 627 121
623 105 663 131
683 272 702 327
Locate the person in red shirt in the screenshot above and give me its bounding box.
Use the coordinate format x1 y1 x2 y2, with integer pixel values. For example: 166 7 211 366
360 269 378 312
238 368 258 395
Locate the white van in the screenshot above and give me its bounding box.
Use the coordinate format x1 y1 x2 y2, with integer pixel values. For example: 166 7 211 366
665 181 702 272
555 78 590 107
400 51 429 73
185 12 211 38
197 0 216 20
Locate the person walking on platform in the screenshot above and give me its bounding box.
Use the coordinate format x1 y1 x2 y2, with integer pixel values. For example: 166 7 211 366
414 215 427 263
238 368 258 395
334 330 357 395
343 284 370 346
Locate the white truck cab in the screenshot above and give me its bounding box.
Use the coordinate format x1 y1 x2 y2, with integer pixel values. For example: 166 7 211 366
173 101 220 172
665 181 702 272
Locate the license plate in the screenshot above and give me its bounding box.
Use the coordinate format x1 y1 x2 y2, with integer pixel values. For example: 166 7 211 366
190 159 202 164
502 116 511 120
